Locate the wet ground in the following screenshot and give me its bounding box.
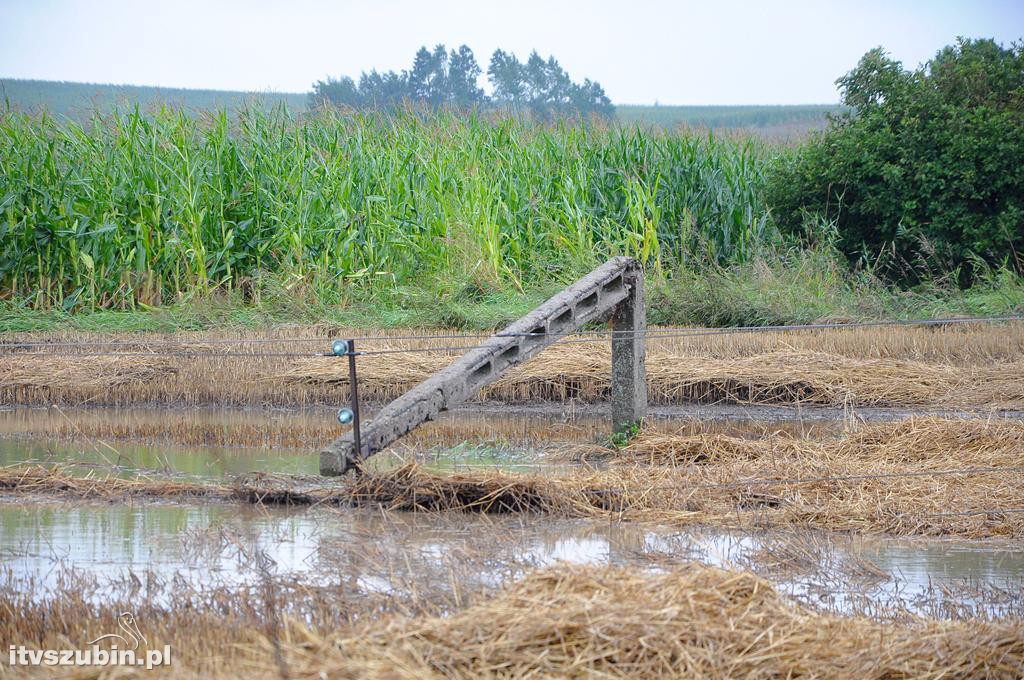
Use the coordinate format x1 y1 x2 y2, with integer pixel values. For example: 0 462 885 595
1 405 1023 620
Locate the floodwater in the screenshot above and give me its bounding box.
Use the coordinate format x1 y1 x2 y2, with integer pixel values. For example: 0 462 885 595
1 405 1023 619
0 405 841 478
1 498 1022 619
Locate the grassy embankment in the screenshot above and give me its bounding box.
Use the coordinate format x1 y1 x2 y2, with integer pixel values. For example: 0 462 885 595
2 105 1022 334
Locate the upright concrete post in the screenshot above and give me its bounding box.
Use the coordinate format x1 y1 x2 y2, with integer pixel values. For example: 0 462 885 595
611 268 646 433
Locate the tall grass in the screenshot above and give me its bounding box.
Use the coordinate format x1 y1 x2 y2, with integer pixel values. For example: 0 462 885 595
0 105 775 310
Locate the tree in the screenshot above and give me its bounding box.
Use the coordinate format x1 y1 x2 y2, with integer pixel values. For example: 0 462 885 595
487 49 524 106
309 76 362 108
408 45 448 105
358 70 408 109
766 38 1024 281
312 44 615 119
487 49 614 119
447 45 485 105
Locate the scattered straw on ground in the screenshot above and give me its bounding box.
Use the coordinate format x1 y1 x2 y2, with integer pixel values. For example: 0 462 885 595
263 563 1024 678
281 346 1024 408
0 465 227 501
3 418 1023 537
3 324 1024 408
4 562 1021 678
617 415 1024 466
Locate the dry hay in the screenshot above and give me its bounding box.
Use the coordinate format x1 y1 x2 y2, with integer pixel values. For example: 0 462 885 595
617 430 807 466
838 416 1024 462
2 418 1023 538
0 354 176 390
262 563 1024 678
3 324 1024 408
339 417 1024 538
0 465 227 500
4 561 1021 678
620 416 1024 467
275 345 1024 407
343 463 616 514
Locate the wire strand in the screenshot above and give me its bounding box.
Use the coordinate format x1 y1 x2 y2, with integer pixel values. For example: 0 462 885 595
4 313 1023 351
5 313 1024 359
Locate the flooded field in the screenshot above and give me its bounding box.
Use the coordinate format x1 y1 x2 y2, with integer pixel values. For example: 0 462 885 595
2 497 1022 620
1 395 1022 676
2 405 1023 617
0 404 851 477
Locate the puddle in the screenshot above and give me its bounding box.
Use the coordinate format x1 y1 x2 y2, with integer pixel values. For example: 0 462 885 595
0 437 318 477
0 499 1021 619
0 435 561 479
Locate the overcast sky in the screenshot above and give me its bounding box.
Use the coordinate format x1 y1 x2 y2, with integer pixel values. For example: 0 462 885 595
1 0 1021 105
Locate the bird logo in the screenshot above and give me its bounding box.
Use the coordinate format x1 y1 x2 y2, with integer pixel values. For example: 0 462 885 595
88 612 148 650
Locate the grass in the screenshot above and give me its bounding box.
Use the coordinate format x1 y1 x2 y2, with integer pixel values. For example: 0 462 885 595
2 239 1022 334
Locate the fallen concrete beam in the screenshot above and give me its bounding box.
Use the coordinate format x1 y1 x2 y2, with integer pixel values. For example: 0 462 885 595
321 257 646 475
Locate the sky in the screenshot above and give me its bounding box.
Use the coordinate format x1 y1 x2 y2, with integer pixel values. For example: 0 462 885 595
1 0 1021 105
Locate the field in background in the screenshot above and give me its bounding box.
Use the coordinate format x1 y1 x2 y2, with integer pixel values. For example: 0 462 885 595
1 78 837 136
1 78 306 120
615 103 840 139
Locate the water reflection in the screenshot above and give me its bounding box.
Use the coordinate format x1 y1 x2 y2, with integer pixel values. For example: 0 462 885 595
0 437 317 477
1 499 1021 618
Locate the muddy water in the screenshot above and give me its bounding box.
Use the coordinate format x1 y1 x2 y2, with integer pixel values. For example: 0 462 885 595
0 404 847 449
2 406 1023 619
0 405 842 477
1 499 1021 619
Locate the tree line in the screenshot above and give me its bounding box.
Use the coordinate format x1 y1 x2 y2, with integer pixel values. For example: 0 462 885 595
310 44 614 119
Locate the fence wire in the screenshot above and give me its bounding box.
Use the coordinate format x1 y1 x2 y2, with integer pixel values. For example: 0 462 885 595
3 313 1023 356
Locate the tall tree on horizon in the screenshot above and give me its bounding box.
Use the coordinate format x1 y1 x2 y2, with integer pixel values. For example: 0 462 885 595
311 44 613 118
447 45 485 105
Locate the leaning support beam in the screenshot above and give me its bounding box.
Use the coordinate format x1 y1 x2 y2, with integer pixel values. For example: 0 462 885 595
320 257 646 475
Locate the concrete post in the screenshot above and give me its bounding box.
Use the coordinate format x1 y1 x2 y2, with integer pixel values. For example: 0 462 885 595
320 257 647 475
611 268 646 433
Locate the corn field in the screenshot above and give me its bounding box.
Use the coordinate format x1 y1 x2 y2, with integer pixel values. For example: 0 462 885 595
0 106 775 309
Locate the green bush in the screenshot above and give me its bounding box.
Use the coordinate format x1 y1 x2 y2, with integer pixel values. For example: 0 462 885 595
767 38 1024 282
